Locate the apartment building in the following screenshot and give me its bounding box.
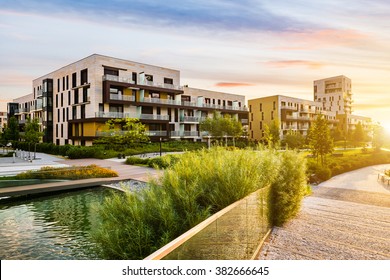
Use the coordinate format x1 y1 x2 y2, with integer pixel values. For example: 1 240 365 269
9 54 248 146
313 75 353 115
248 95 337 141
249 75 371 142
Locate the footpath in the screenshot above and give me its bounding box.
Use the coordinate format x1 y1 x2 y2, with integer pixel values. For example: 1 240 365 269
0 152 160 197
258 164 390 260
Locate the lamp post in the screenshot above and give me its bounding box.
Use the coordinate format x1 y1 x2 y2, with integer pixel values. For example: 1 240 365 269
159 137 162 157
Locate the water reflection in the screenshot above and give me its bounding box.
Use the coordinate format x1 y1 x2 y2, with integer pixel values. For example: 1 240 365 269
0 187 115 260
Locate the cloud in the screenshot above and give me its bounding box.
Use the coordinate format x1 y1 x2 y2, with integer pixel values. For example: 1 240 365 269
265 60 324 69
1 0 303 32
215 82 255 87
275 28 368 50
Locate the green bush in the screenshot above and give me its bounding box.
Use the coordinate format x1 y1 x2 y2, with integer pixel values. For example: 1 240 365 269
269 150 307 226
66 146 99 159
125 156 149 165
93 147 307 259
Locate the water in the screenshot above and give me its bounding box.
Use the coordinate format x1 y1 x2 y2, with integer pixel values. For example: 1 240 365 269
0 187 116 260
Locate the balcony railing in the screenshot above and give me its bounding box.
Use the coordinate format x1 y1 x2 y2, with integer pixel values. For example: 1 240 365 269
139 114 169 121
280 105 297 110
95 112 135 118
241 119 248 124
286 115 312 121
140 80 183 91
180 116 200 122
183 131 199 137
103 74 134 84
110 94 135 102
145 131 168 137
143 97 180 105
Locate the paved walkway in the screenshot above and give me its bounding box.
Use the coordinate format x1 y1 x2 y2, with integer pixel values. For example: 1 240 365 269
0 152 160 197
258 164 390 260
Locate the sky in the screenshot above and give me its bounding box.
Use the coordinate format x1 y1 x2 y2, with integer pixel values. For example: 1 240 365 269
1 0 390 130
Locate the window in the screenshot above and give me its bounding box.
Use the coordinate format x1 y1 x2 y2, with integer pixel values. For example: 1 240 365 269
74 89 79 104
57 109 60 122
61 93 63 107
62 108 65 122
62 77 65 91
273 101 276 110
72 107 77 119
56 124 58 137
55 95 58 107
99 103 104 112
262 112 264 121
271 111 274 120
164 78 173 84
61 124 63 138
260 122 262 130
66 108 69 121
251 113 253 121
157 107 161 115
57 79 60 92
260 103 262 111
81 105 85 119
314 85 317 93
68 91 71 105
66 76 69 90
132 72 137 84
104 68 119 76
72 73 77 88
249 122 252 130
249 105 252 112
81 69 88 84
83 87 88 102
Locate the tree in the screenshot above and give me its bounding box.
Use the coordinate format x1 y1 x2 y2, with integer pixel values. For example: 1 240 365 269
308 114 334 165
199 112 242 145
94 118 149 147
3 116 19 142
263 119 280 148
352 122 366 146
284 130 305 149
372 124 385 151
24 118 44 144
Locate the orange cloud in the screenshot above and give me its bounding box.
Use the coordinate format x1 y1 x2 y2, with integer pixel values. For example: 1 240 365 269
276 28 368 50
215 82 255 87
265 60 324 69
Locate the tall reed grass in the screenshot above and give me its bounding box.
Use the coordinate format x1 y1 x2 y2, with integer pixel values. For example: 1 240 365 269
92 147 306 259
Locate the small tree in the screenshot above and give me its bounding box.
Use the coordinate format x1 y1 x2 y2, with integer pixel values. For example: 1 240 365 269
263 119 280 148
3 116 19 142
284 130 305 149
372 124 385 151
352 122 366 146
199 112 242 145
308 114 334 165
94 118 149 148
24 118 43 143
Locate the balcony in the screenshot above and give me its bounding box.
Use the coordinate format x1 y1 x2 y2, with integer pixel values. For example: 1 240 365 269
143 97 180 105
241 119 248 124
180 116 200 122
18 119 26 124
110 94 135 102
95 112 135 119
103 74 134 84
183 131 199 137
139 114 169 121
280 105 297 111
145 131 168 137
286 115 311 121
140 80 183 91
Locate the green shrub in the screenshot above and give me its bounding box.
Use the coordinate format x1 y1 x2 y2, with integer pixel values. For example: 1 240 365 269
66 146 99 159
125 156 149 165
93 147 306 259
269 150 307 226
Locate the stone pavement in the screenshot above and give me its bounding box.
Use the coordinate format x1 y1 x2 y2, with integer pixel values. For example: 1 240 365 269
258 164 390 260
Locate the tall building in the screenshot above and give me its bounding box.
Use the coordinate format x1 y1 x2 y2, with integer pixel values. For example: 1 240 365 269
313 75 353 115
9 54 248 146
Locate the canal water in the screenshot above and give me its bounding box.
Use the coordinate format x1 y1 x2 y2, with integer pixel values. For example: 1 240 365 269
0 187 116 260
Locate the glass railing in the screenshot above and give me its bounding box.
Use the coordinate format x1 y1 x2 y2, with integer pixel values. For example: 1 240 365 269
143 97 180 105
145 187 270 260
139 114 169 121
103 75 134 84
109 94 135 102
180 116 200 122
95 112 135 118
145 131 168 136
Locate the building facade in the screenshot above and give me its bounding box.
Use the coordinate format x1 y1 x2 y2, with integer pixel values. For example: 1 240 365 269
249 75 371 142
0 112 7 132
9 54 248 146
248 95 337 141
